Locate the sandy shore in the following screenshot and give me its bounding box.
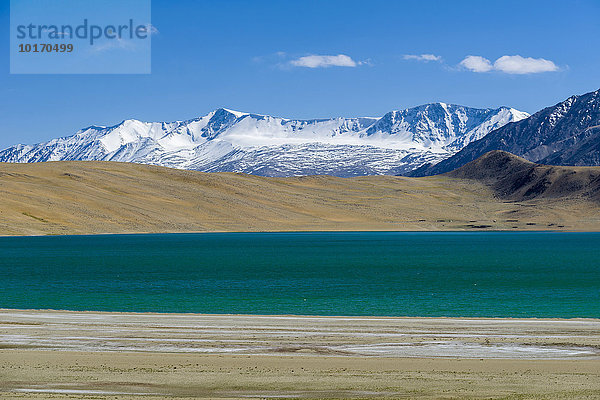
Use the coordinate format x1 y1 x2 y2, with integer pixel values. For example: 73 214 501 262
1 310 599 399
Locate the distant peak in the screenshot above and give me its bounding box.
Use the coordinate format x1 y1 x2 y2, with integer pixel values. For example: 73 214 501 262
437 102 450 112
508 108 530 118
391 102 467 114
213 108 247 118
428 102 461 108
78 125 106 132
118 118 145 126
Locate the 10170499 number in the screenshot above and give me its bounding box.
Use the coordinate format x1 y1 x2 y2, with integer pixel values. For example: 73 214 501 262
18 43 73 53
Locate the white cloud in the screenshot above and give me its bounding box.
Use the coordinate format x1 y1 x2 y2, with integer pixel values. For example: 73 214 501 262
493 55 559 74
460 55 559 74
403 54 442 62
290 54 358 68
460 55 493 72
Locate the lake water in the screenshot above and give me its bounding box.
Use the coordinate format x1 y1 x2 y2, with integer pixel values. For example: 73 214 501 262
0 232 598 317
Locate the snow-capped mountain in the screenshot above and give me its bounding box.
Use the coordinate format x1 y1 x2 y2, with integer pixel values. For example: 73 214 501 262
0 104 528 177
411 88 600 177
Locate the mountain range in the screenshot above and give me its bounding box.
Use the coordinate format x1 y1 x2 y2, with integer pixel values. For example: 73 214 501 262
0 104 527 177
4 88 600 177
411 88 600 176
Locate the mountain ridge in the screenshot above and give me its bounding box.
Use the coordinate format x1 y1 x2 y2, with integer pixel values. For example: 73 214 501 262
0 103 527 177
411 89 600 176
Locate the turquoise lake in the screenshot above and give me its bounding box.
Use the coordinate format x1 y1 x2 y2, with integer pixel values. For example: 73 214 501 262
0 232 598 318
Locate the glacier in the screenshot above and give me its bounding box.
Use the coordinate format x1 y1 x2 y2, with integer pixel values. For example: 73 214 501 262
0 104 529 177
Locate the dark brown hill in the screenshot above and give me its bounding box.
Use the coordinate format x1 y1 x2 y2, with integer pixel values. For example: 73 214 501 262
446 150 600 201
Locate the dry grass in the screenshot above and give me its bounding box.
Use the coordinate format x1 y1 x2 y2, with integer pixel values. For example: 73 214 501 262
0 160 599 236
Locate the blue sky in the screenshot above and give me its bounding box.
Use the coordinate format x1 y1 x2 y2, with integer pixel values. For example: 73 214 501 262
1 0 599 148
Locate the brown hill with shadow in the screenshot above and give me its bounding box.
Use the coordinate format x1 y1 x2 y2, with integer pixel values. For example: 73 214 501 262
446 150 600 201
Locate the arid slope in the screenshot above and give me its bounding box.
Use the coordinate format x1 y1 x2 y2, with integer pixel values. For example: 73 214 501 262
0 158 599 235
447 150 600 201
